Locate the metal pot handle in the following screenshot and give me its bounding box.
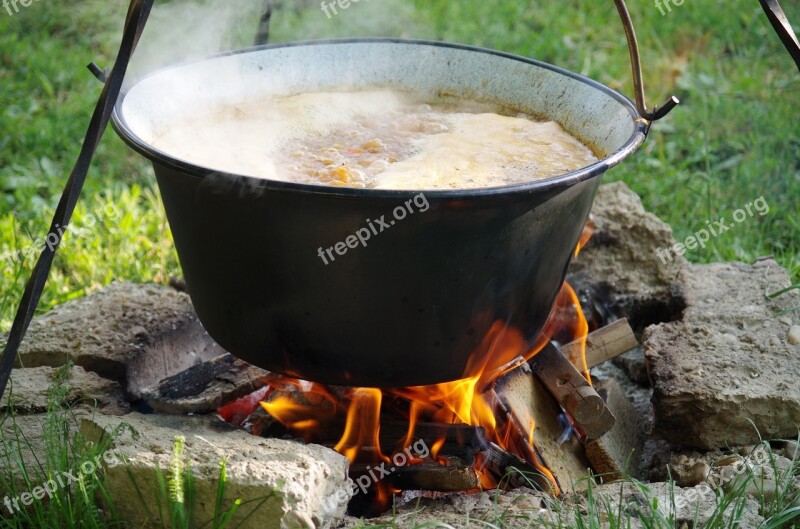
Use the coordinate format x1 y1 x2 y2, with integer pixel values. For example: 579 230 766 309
613 0 679 122
758 0 800 72
252 0 680 121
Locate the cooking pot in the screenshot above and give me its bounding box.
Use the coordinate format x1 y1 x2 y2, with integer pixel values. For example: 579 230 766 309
111 0 677 387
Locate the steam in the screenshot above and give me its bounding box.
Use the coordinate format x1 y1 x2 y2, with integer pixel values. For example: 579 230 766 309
130 0 263 77
129 0 431 78
120 0 438 185
270 0 430 40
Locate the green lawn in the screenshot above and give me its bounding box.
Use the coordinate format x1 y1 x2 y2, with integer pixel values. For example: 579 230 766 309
1 0 798 330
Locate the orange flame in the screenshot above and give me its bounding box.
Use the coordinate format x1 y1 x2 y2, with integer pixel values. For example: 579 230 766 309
334 388 388 463
247 226 595 504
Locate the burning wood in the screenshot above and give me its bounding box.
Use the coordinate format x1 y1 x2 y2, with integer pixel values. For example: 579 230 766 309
562 318 638 369
387 464 479 492
479 442 555 493
142 353 269 415
493 364 591 494
490 320 638 492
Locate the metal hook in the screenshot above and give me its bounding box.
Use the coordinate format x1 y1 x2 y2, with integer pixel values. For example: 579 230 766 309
613 0 679 122
255 0 275 46
759 0 800 73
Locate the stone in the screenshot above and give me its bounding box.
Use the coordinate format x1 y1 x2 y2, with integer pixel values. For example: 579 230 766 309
2 365 128 415
645 259 800 449
81 412 351 529
691 461 712 486
708 443 795 503
783 440 799 460
568 182 687 330
140 353 269 415
593 481 765 528
613 346 651 387
5 282 226 397
667 453 714 487
789 325 800 345
585 378 646 481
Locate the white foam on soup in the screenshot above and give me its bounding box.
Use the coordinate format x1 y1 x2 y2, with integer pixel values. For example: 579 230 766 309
150 89 598 189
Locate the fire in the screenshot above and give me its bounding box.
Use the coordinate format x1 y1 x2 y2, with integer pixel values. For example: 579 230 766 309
226 224 595 507
257 377 341 442
249 281 588 494
334 388 388 463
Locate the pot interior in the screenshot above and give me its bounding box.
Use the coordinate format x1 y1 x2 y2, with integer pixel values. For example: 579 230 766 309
116 39 644 187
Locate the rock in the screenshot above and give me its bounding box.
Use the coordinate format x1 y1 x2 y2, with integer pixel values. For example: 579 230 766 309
5 282 226 397
140 353 269 415
613 346 651 386
568 182 687 330
738 445 758 457
585 378 646 480
2 365 128 415
783 440 799 460
593 481 764 528
718 463 784 503
668 452 713 487
707 443 794 502
81 412 351 529
789 325 800 345
645 259 800 448
742 478 780 502
691 461 712 485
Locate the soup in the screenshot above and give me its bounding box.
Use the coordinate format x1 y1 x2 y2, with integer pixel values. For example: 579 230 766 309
151 89 599 190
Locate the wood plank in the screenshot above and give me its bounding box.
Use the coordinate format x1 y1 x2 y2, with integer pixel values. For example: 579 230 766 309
387 464 478 492
479 442 554 493
584 379 645 481
495 364 593 493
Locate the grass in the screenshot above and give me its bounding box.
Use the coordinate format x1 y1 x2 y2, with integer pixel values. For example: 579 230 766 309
0 0 798 330
0 365 121 528
0 364 251 528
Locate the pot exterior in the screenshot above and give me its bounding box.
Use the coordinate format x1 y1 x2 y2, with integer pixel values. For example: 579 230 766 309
113 39 646 387
155 161 601 386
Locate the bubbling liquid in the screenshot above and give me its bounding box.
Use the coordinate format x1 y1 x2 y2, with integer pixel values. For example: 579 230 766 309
151 89 599 190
